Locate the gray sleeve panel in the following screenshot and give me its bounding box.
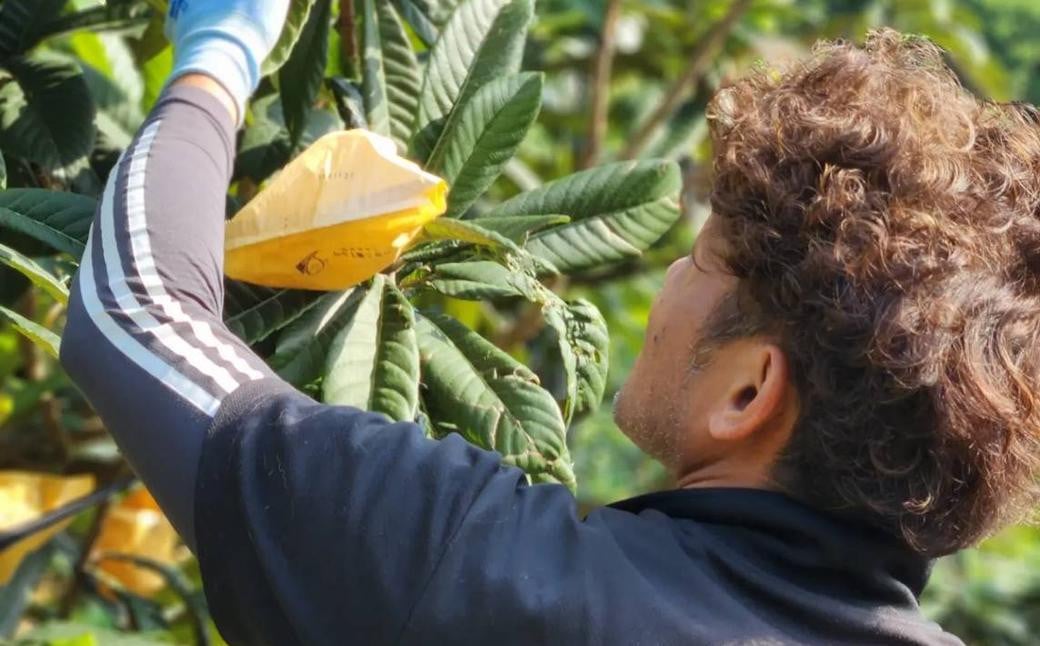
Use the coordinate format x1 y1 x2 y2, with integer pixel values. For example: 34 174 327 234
60 85 278 549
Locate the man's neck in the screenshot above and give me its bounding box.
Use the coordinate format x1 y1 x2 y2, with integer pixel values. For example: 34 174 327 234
674 457 777 491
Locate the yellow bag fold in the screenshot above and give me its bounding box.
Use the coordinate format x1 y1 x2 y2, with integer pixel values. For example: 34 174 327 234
225 130 447 291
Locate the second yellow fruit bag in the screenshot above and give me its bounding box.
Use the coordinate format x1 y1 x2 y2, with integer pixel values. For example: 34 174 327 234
225 130 448 291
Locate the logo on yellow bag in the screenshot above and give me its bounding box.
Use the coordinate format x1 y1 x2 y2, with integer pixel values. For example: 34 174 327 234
225 130 448 291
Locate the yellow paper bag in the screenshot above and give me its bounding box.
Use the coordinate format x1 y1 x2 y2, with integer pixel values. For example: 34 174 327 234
226 130 448 291
0 471 95 585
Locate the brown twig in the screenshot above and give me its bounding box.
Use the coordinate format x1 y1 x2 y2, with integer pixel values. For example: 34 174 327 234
58 499 112 618
237 177 259 205
621 0 752 160
18 291 43 381
15 291 69 463
338 0 359 78
578 0 622 169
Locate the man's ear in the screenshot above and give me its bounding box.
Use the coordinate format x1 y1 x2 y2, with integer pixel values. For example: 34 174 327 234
707 343 791 443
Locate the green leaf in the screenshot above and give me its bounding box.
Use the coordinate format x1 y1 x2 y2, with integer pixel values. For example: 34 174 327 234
471 214 570 242
391 0 441 47
324 276 420 422
362 0 422 151
422 216 520 252
0 189 96 259
0 305 59 358
416 310 574 488
280 0 332 145
0 53 98 171
138 42 172 113
131 12 169 64
236 97 293 182
0 542 53 637
223 281 322 346
236 94 343 182
72 33 146 149
418 216 558 275
482 160 682 273
411 0 533 163
262 0 320 77
37 2 153 41
427 260 537 300
0 243 69 304
0 0 66 61
0 151 6 190
269 288 364 387
562 299 609 420
428 72 542 218
19 621 172 646
542 303 577 421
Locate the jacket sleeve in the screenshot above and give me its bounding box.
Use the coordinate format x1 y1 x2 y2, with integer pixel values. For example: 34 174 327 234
59 85 277 546
191 382 608 646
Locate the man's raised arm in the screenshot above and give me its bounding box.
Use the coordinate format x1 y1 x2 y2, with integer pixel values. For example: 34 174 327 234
59 76 274 544
57 3 601 644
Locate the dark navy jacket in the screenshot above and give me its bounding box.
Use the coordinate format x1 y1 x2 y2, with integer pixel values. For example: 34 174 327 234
194 381 961 646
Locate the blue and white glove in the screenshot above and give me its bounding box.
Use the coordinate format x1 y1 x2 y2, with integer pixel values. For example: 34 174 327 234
165 0 291 124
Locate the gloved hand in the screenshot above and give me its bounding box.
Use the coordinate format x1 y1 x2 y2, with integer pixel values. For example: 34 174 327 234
165 0 291 124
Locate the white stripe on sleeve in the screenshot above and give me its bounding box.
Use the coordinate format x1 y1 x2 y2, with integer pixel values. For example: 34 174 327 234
95 147 242 396
76 236 222 415
122 121 265 382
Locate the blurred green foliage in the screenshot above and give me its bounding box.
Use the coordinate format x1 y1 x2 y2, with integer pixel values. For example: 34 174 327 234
3 0 1040 643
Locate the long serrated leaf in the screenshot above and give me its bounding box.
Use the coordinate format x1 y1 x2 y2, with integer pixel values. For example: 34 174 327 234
427 260 535 300
223 281 322 345
420 216 558 275
0 152 6 190
472 214 569 242
429 72 542 219
482 160 682 273
262 0 319 77
411 0 533 163
564 299 609 419
270 288 365 387
0 243 68 304
363 0 422 150
416 310 574 488
0 305 59 358
542 303 578 421
324 276 420 422
0 189 96 259
280 0 332 145
423 216 520 252
0 53 97 171
361 0 390 138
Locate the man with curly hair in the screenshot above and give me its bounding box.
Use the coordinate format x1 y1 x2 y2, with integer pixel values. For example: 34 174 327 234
61 0 1029 642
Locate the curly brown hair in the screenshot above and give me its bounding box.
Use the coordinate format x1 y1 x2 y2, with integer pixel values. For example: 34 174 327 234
704 29 1040 556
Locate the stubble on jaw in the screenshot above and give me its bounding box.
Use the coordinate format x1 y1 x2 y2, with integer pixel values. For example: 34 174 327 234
612 377 686 473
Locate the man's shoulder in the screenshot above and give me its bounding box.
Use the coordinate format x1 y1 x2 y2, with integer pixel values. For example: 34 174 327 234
577 488 962 646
